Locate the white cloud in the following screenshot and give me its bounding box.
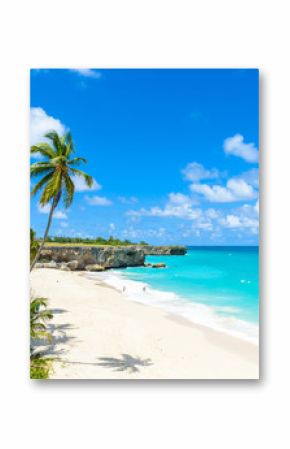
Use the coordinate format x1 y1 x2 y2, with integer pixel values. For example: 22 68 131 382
254 200 259 214
190 178 257 202
38 204 67 219
60 221 68 228
232 168 259 187
109 223 116 232
190 184 235 202
237 200 259 218
218 199 259 234
118 196 139 204
69 69 102 79
85 195 112 206
122 226 169 241
127 192 201 220
30 108 65 150
226 178 256 199
167 192 193 206
223 134 258 163
182 162 219 182
71 176 101 192
205 208 220 219
220 214 259 233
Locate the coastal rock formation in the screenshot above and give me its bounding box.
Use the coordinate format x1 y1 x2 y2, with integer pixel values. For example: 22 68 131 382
40 246 145 270
140 245 187 255
38 244 187 271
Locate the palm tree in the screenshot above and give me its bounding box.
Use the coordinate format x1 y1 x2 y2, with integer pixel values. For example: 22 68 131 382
30 130 93 270
30 297 53 344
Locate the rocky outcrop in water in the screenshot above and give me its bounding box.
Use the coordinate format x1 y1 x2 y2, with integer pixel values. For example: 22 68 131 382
152 263 166 268
38 244 187 271
140 245 187 255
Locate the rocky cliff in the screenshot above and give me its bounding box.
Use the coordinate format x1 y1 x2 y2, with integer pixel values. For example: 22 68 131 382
37 244 187 271
39 246 145 270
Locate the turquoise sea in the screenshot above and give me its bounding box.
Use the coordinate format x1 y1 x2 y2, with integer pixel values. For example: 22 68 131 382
100 247 259 343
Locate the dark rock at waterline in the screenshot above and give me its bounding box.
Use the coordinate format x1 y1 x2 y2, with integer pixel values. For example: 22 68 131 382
152 263 166 268
140 245 187 255
85 264 105 272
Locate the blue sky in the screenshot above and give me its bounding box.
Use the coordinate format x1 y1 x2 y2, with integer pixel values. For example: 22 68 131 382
30 69 259 245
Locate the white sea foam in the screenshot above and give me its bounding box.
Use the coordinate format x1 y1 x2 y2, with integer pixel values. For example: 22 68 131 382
87 270 259 345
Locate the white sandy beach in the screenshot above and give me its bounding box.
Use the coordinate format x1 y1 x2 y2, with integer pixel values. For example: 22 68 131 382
30 268 259 379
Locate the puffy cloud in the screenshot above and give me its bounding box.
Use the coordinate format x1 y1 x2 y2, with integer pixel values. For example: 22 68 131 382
205 208 220 219
190 184 235 202
71 176 101 192
85 195 112 206
219 199 259 234
182 162 219 182
234 168 259 187
69 69 102 79
190 178 257 202
127 192 201 220
30 107 65 151
226 178 256 199
168 192 194 206
118 196 139 204
220 214 259 233
223 134 258 163
37 204 67 219
122 226 169 241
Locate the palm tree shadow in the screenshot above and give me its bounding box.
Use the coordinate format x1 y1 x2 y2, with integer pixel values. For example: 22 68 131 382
31 323 76 358
96 354 153 373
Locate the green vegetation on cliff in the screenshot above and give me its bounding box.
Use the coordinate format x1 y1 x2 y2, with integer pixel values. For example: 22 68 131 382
41 235 149 246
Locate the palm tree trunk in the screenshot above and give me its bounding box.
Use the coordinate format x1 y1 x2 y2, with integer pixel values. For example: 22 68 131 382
30 200 56 271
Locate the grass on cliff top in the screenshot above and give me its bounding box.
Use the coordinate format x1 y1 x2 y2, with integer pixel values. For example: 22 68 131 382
39 237 149 247
43 242 144 247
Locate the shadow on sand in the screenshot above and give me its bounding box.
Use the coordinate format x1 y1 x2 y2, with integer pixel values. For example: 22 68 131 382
96 354 153 373
31 321 76 358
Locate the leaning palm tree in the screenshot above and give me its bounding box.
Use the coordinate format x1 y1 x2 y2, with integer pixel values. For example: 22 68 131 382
30 130 93 271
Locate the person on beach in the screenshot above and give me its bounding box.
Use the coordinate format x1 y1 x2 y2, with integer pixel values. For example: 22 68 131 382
122 286 126 293
143 286 146 292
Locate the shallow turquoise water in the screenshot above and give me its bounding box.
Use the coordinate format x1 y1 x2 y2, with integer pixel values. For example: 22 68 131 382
118 247 259 325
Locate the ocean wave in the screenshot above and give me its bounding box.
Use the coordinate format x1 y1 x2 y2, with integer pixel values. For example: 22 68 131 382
87 270 259 345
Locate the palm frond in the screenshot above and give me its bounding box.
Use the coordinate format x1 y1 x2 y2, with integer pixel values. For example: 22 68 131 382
63 174 75 208
30 164 55 178
31 172 54 196
30 143 57 159
30 297 53 343
45 131 63 154
39 169 62 205
65 131 75 156
68 157 87 167
69 167 93 188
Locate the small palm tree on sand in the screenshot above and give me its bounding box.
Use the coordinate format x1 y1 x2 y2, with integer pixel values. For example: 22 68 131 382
30 297 53 344
30 130 93 271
